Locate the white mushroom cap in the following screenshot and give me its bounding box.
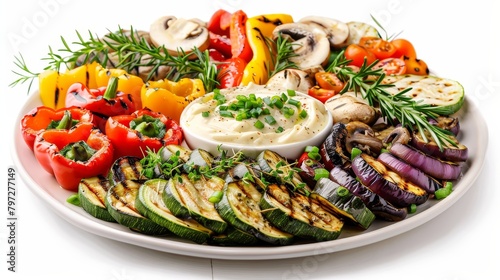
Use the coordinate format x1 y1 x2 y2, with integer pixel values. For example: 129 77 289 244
150 16 210 57
273 22 330 69
299 16 349 48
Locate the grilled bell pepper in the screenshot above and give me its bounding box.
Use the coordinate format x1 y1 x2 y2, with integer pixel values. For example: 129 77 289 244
39 62 100 109
66 77 136 132
21 106 94 151
105 108 183 159
241 14 294 85
33 122 113 191
140 78 205 123
94 64 144 109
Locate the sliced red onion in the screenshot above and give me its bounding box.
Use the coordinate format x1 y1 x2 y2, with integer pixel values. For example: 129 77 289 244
329 166 407 221
351 154 429 208
389 143 462 180
378 152 441 194
411 132 468 162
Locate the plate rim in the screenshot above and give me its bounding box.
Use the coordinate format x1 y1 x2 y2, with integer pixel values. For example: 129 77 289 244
11 92 489 260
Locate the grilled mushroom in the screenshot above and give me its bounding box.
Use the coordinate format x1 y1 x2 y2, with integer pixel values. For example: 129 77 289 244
299 16 349 48
272 22 330 69
150 16 209 57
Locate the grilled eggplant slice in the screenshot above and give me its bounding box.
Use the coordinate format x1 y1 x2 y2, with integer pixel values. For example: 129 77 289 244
312 178 375 229
79 175 115 222
216 180 294 245
163 174 227 233
135 178 213 244
320 122 350 170
105 180 169 235
329 166 407 221
260 184 344 241
351 153 429 208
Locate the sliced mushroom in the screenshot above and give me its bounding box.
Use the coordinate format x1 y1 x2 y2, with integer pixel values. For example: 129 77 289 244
299 16 349 48
324 94 380 125
382 126 411 146
272 22 330 69
345 121 383 156
150 16 210 57
265 69 315 93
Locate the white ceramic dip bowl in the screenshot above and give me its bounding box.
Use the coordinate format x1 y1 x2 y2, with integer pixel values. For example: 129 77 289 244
179 84 333 160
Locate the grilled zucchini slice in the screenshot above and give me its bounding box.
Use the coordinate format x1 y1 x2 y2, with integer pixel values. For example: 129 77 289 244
105 180 169 235
163 174 227 233
312 178 375 229
108 156 146 184
382 74 465 115
256 150 307 192
135 178 213 244
209 226 259 246
78 175 115 222
216 180 294 245
260 184 344 242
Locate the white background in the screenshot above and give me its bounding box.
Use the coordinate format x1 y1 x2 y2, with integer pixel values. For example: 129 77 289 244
1 0 498 279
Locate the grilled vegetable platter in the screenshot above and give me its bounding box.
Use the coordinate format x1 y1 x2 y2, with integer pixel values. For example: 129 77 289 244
11 8 483 257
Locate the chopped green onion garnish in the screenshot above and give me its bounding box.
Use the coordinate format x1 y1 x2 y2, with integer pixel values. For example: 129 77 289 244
275 126 284 133
308 152 321 161
254 120 264 129
219 110 234 118
202 111 209 117
287 98 301 108
313 168 330 181
283 106 294 118
208 190 223 203
408 204 417 214
66 194 81 206
299 109 308 119
336 186 349 197
350 147 362 160
264 115 276 125
287 89 296 96
305 146 319 153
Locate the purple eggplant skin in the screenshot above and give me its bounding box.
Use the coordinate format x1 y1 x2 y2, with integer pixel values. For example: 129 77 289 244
329 166 408 222
411 132 468 162
320 122 350 170
389 143 462 180
378 152 441 194
351 154 429 208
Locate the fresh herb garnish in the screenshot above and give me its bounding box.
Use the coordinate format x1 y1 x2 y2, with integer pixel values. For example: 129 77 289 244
325 52 455 151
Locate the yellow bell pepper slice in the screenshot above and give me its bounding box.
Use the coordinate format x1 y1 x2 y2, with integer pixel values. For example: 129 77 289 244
141 78 205 123
241 14 294 86
95 65 144 109
39 61 100 109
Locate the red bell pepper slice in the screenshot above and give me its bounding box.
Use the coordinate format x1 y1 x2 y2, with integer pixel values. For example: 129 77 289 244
33 122 114 191
208 31 232 59
229 10 253 63
105 109 183 159
65 76 136 132
207 9 231 36
21 106 93 151
217 57 247 89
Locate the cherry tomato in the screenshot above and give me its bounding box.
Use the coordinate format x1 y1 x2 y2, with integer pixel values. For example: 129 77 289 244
344 44 377 67
314 72 344 92
391 38 417 58
373 58 407 75
359 36 396 59
308 86 337 103
402 56 429 75
217 57 247 88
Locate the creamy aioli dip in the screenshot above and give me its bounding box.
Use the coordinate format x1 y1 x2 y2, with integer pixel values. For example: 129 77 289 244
180 84 331 146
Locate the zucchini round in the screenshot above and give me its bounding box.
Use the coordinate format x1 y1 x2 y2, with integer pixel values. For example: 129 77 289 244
78 175 115 222
216 180 294 246
135 178 213 244
105 180 169 235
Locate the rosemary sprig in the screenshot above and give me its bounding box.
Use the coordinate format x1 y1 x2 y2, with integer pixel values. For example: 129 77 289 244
10 26 220 92
267 35 299 78
326 53 455 150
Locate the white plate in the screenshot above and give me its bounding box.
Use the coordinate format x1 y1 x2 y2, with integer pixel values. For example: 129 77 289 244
11 92 488 260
